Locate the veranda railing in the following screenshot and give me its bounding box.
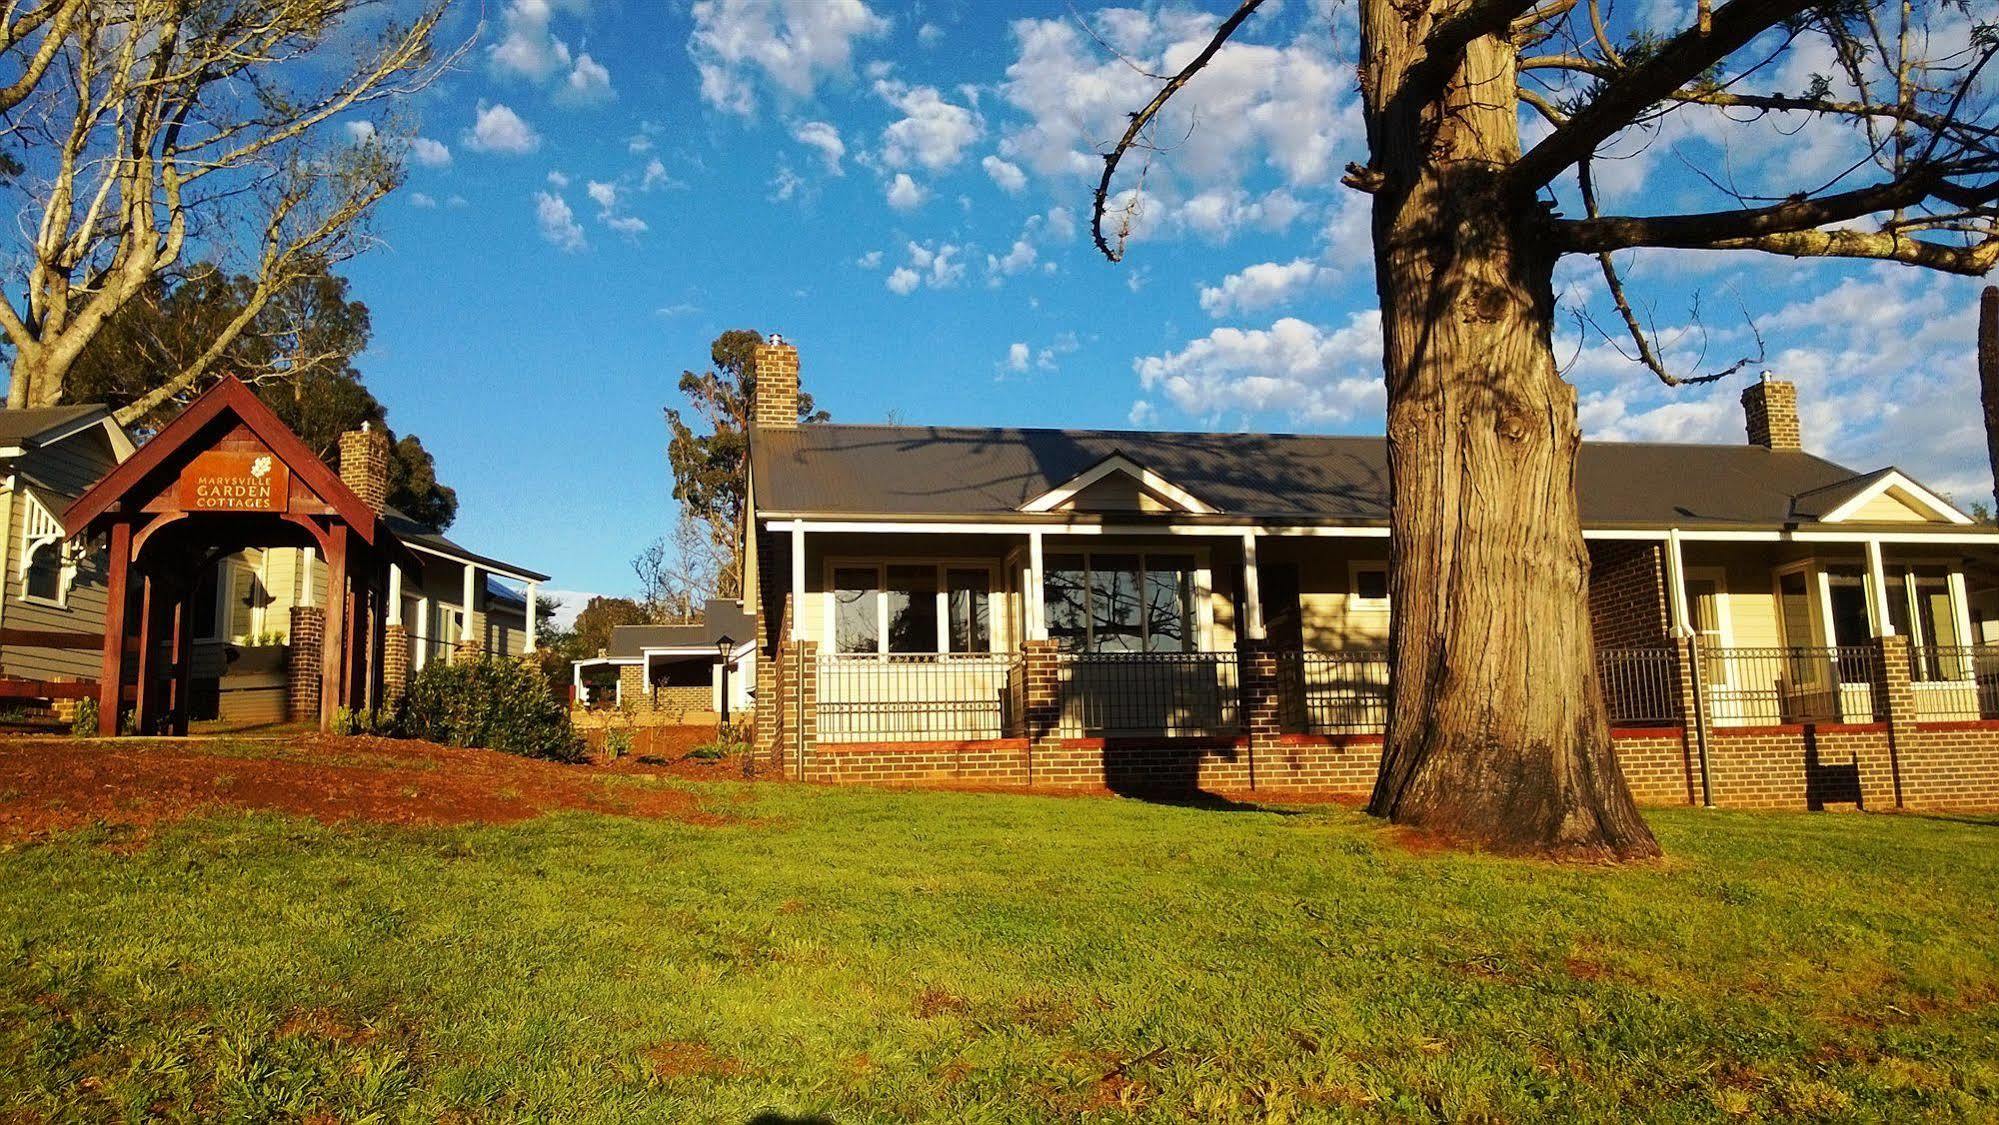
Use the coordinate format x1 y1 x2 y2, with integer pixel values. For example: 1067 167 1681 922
1277 650 1390 734
1595 647 1682 726
1056 651 1241 737
1907 643 1999 722
1701 646 1879 726
816 653 1024 743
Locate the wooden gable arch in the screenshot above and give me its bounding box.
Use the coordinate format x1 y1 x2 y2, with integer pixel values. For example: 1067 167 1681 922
62 375 386 544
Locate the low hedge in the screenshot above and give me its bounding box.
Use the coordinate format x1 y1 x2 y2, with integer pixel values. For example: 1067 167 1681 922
395 655 584 762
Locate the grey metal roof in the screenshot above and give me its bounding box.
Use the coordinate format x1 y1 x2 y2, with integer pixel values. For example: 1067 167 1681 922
0 404 110 447
751 424 1977 530
606 600 755 659
383 508 551 582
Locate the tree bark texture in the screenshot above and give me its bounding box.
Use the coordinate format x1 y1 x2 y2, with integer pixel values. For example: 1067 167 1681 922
1980 286 1999 515
1360 0 1660 858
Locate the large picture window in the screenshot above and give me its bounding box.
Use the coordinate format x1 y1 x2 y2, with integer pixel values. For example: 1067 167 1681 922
832 562 995 655
1045 552 1198 653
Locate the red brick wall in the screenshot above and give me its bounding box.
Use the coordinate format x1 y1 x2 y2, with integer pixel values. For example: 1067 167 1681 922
799 722 1999 810
1587 542 1669 649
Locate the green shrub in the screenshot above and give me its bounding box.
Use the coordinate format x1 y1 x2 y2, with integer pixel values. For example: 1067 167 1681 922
395 655 583 762
604 729 633 759
71 698 97 737
331 706 390 736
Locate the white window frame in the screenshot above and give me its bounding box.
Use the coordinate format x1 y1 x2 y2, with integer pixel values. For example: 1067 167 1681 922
16 491 73 608
1348 560 1391 612
822 557 1004 657
1034 547 1215 653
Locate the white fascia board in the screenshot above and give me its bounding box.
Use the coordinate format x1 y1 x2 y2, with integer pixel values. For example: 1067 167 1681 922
1018 453 1219 515
404 540 546 585
1818 470 1973 525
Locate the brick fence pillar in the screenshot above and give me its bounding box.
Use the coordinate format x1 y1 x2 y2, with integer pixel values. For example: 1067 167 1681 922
775 640 818 779
383 623 410 704
288 606 325 724
754 648 781 769
1238 640 1282 791
1675 633 1713 807
619 663 649 718
1872 635 1914 808
1022 640 1063 785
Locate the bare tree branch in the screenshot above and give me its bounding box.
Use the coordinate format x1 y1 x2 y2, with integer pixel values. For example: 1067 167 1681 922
1091 0 1267 262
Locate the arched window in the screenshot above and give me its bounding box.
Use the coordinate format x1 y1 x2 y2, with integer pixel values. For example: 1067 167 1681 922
17 492 71 607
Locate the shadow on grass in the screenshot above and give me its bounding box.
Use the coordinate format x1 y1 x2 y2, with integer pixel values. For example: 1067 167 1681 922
1110 789 1307 816
1904 812 1999 828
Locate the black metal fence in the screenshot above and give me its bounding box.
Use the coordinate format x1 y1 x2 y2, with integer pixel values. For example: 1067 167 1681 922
1700 646 1879 726
1056 651 1241 737
1278 650 1390 733
1907 644 1999 722
1595 647 1682 726
816 653 1024 742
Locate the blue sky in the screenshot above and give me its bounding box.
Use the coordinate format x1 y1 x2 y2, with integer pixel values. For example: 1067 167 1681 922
332 0 1997 618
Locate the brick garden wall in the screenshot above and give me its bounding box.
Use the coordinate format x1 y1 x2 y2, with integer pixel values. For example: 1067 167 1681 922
1587 542 1669 648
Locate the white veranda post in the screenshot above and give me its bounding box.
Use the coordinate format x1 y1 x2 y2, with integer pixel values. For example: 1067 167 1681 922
461 563 478 658
525 581 539 654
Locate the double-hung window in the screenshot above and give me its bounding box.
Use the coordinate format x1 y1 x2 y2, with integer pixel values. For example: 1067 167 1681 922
1044 552 1198 653
833 563 994 655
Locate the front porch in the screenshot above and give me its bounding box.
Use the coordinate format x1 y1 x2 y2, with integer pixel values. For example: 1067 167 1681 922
747 522 1999 810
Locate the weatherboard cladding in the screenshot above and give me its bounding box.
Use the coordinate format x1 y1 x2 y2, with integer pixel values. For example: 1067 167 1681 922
750 424 1915 529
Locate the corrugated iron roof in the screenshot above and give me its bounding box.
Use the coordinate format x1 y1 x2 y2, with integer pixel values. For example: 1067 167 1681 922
751 424 1969 530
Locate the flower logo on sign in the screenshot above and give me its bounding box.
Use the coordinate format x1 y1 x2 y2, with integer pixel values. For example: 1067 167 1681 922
251 456 272 479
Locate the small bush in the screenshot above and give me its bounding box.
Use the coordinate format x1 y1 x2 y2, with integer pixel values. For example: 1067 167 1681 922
396 655 583 762
331 706 391 737
686 742 729 761
604 729 633 759
71 698 97 737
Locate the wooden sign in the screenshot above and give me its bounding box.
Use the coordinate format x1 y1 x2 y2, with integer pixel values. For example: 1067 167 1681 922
178 449 290 512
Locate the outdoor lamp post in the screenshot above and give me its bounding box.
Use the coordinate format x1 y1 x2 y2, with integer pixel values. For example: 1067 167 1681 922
714 634 735 730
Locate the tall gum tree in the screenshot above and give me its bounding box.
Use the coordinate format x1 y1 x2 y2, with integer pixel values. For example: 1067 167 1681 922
1093 0 1999 859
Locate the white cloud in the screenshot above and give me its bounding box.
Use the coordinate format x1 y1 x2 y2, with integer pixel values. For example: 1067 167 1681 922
885 240 963 294
640 158 675 191
875 79 981 170
541 590 599 630
790 120 846 173
586 180 618 212
884 171 926 210
533 191 586 252
1134 313 1385 424
986 238 1036 279
1043 205 1075 243
410 137 452 167
409 191 437 208
856 249 884 269
998 13 1348 192
768 163 806 202
1569 267 1994 502
447 194 468 208
489 0 572 80
344 120 377 144
1006 342 1031 371
981 154 1026 194
466 103 542 154
688 0 890 116
917 21 943 46
556 52 615 105
546 169 570 188
605 214 648 236
1198 258 1331 317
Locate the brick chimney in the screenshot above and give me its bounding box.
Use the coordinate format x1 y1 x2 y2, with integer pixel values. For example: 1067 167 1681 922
750 334 800 430
1741 374 1801 451
338 423 391 513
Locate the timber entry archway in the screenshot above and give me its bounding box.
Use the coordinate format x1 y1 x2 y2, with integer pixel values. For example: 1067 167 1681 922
62 377 419 735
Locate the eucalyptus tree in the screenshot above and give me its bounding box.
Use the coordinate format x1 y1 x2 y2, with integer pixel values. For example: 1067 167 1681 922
1094 0 1998 857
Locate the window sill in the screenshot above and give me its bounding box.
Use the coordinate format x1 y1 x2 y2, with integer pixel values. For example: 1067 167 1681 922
18 594 66 610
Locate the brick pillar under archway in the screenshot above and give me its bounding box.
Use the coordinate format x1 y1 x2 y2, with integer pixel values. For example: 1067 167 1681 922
289 606 325 723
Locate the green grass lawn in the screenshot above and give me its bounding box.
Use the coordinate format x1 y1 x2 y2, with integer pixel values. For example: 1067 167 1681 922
2 782 1996 1123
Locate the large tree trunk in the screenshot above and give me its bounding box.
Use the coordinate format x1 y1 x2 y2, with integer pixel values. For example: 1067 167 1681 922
1360 3 1659 858
1979 286 1999 515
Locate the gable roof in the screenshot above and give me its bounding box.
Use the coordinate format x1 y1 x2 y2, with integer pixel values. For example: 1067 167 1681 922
1018 451 1219 514
383 509 551 583
62 376 384 541
605 600 756 659
751 423 1985 532
0 404 109 447
1788 467 1970 524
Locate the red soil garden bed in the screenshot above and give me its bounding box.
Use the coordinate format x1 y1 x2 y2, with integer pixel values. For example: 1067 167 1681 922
0 731 748 841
